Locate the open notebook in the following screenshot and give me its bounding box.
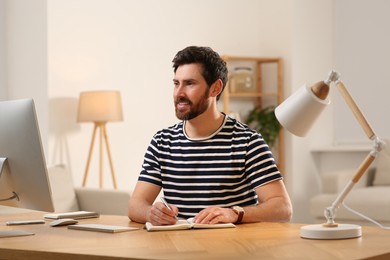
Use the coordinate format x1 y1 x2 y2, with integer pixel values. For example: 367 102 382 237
145 217 235 232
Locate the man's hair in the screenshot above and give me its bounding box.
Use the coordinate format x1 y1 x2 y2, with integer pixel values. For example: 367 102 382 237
172 46 228 101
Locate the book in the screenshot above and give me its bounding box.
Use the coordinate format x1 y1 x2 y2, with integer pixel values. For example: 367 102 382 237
67 223 139 233
44 211 100 220
145 217 236 232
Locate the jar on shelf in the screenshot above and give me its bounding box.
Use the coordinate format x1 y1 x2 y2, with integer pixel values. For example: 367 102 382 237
229 67 256 93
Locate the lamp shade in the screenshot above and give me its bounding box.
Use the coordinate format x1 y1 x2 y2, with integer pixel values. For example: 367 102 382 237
77 91 123 123
275 84 330 137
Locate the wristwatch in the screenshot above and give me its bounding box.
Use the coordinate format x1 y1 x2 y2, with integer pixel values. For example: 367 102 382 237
231 206 244 224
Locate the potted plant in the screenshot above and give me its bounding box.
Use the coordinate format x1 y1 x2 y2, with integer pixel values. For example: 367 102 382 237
245 105 281 147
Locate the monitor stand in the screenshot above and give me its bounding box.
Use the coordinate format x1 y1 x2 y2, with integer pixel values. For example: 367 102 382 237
0 157 6 175
0 158 19 203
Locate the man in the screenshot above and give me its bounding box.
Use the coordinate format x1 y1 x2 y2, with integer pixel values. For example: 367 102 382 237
128 46 292 226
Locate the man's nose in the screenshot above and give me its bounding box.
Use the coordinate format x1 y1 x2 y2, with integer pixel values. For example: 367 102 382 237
175 84 185 95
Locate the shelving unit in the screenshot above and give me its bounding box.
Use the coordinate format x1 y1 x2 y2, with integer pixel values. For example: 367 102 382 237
221 55 285 174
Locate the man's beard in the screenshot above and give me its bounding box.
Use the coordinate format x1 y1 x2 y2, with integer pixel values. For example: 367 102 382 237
174 90 210 121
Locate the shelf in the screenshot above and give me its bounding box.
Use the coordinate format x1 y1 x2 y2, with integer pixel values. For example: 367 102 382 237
222 56 281 63
228 92 279 98
222 55 284 174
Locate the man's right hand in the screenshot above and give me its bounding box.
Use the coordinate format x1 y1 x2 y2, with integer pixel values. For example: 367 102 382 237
147 202 178 225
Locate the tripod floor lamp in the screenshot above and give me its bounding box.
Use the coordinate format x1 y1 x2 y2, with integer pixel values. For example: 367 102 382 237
77 91 123 189
275 71 385 239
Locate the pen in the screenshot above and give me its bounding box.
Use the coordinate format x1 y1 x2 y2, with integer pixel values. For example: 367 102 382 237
160 197 172 210
160 197 178 219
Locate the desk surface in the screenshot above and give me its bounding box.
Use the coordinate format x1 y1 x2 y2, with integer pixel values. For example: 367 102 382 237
0 212 389 260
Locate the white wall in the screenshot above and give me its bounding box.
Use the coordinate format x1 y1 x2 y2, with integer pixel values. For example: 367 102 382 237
333 0 390 144
0 0 6 98
3 0 48 148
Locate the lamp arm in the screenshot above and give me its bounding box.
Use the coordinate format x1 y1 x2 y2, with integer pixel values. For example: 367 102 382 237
322 75 386 226
323 152 376 226
335 80 376 140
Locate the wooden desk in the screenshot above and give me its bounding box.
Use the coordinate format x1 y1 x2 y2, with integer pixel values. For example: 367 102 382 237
0 212 389 260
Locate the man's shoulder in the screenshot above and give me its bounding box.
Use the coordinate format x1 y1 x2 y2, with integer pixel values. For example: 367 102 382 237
154 122 183 136
225 116 257 135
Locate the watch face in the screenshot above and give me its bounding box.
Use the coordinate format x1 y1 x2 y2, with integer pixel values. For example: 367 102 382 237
233 206 244 213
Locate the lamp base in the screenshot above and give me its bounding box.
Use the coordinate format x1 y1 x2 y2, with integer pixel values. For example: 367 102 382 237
300 223 362 240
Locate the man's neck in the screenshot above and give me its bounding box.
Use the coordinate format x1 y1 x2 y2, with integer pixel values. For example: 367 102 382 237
184 110 225 139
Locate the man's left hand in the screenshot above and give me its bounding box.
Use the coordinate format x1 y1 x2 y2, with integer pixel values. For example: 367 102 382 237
193 206 238 224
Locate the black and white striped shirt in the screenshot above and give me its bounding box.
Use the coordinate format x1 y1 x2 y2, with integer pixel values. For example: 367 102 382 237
139 115 282 218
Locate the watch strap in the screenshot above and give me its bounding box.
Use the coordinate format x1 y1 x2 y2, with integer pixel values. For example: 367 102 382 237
232 206 244 224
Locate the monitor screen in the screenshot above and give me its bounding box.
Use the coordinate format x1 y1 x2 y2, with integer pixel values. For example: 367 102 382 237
0 98 54 212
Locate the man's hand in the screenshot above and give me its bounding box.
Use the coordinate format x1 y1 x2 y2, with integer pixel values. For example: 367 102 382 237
147 202 178 226
193 206 237 224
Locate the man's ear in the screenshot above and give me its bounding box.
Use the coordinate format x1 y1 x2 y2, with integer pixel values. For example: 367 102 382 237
210 79 223 97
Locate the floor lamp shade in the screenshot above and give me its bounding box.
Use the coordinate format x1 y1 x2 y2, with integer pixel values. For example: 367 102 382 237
275 84 330 137
77 91 123 123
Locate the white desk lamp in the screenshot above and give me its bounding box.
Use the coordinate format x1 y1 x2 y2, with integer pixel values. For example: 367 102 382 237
275 71 385 239
77 91 123 189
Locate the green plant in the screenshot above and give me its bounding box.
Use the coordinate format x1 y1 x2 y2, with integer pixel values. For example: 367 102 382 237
245 106 281 147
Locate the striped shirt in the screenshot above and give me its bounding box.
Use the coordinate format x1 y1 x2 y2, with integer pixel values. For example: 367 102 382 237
138 115 282 218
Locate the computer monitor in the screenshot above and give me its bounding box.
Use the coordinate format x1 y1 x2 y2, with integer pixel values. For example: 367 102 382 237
0 98 54 212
